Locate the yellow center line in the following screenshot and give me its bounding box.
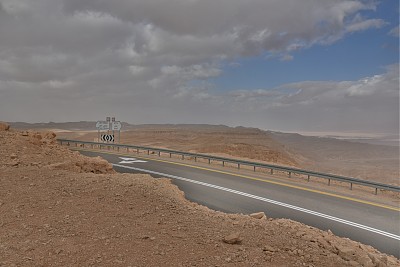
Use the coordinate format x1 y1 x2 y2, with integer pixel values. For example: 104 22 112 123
72 147 400 212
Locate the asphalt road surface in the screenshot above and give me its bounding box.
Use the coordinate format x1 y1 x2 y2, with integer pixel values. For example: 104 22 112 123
76 149 400 257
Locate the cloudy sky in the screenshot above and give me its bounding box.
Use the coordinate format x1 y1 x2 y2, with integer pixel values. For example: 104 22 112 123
0 0 398 135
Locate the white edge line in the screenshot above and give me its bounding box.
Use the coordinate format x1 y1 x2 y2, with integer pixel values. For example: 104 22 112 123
112 163 400 241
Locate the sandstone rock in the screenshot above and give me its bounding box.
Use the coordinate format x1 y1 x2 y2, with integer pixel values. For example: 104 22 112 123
10 153 17 159
30 138 42 146
303 234 317 242
10 160 20 167
249 212 266 220
0 122 10 131
222 232 242 244
33 133 42 140
47 157 114 174
335 245 357 261
22 131 29 136
295 231 306 237
44 132 56 139
77 157 115 174
263 245 277 252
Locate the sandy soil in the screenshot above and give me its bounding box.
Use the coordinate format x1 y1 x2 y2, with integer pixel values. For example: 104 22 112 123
1 123 399 266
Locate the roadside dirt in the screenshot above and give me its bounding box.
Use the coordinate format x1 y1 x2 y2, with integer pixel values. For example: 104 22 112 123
1 123 399 266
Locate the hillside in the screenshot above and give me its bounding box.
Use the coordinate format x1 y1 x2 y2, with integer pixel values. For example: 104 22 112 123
1 122 398 266
9 122 400 184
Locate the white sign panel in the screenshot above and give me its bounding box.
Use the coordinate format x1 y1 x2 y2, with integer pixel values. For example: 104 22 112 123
111 121 121 131
96 121 110 130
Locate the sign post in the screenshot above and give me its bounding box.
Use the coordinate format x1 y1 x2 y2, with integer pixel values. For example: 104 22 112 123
96 117 122 144
106 117 111 137
111 117 115 143
111 121 122 143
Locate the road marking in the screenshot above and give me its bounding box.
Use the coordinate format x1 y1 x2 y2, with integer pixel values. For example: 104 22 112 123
113 163 400 241
71 148 400 212
118 157 147 164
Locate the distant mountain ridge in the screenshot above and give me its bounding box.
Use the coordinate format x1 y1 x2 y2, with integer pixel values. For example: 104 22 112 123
8 121 236 131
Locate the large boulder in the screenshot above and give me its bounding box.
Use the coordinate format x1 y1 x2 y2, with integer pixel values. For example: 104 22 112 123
249 212 267 220
47 156 115 174
222 232 242 244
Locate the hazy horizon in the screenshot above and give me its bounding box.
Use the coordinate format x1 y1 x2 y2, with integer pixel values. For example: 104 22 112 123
6 120 399 146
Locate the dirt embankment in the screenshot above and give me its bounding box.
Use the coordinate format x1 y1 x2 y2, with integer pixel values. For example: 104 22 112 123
1 122 398 266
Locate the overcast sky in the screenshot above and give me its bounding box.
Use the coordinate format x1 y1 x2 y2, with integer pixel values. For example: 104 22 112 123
0 0 398 135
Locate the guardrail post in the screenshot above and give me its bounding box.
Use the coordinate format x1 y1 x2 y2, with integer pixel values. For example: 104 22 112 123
137 148 139 153
253 166 256 172
350 183 352 190
238 163 240 169
182 155 184 160
288 172 291 178
170 153 172 158
147 150 149 155
270 169 273 174
328 179 330 186
307 175 310 182
375 188 378 195
222 161 224 167
158 151 160 157
195 157 197 162
208 159 210 164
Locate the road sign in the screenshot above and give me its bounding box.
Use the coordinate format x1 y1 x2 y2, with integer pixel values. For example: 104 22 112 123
111 121 121 131
96 121 110 130
101 134 114 142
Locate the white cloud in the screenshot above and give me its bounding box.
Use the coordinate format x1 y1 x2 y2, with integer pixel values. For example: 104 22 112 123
389 25 399 37
280 54 294 61
217 64 399 133
0 0 396 135
345 19 386 33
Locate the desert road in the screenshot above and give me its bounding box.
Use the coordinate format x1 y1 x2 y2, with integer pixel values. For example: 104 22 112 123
76 149 400 257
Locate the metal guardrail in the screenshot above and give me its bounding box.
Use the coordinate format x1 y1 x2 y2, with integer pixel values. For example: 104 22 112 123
57 139 400 194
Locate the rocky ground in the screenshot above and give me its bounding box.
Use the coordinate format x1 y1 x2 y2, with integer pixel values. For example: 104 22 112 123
1 122 398 266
